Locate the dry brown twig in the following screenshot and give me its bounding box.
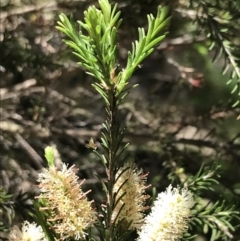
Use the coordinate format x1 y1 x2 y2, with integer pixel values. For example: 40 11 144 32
0 1 58 20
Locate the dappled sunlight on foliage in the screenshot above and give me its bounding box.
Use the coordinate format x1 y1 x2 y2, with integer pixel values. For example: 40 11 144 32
0 0 240 240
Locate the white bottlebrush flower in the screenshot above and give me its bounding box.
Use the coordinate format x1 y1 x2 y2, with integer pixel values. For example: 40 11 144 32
112 161 150 231
137 185 195 241
8 221 46 241
37 163 95 240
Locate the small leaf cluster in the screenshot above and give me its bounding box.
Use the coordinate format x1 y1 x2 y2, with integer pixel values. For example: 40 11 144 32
0 188 14 232
186 163 220 196
192 200 239 241
118 6 171 92
56 0 170 101
56 0 121 92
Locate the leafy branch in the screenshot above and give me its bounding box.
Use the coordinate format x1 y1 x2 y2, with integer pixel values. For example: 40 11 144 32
117 6 171 92
189 0 240 107
56 1 171 98
184 163 220 196
180 163 240 241
56 1 171 241
56 1 121 91
191 200 240 241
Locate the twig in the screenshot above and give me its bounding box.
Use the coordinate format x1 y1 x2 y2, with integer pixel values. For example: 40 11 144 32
0 1 57 20
15 133 43 169
173 137 240 150
1 83 76 107
158 34 206 49
0 78 37 96
167 58 194 73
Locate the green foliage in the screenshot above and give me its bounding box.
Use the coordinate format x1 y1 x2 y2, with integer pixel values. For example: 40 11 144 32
192 200 239 241
117 5 171 92
55 1 172 240
2 0 240 240
55 0 239 240
178 163 240 241
189 0 240 106
35 200 58 241
0 188 14 232
56 1 121 92
56 0 170 100
186 163 220 196
167 161 239 240
44 146 55 167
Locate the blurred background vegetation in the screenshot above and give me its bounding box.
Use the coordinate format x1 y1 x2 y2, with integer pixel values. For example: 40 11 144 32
0 0 240 240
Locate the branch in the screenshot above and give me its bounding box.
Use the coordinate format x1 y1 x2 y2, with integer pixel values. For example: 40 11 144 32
0 1 57 20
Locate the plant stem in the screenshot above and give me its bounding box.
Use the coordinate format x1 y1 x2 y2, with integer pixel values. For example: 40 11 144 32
106 87 119 241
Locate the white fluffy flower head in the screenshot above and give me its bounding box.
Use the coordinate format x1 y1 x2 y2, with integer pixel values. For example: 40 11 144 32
8 221 46 241
137 185 194 241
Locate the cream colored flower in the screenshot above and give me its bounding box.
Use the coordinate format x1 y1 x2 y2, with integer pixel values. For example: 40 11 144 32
112 161 150 231
37 163 95 240
137 185 194 241
8 221 46 241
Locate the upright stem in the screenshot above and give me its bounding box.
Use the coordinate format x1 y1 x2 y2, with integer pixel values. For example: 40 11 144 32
106 88 119 241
